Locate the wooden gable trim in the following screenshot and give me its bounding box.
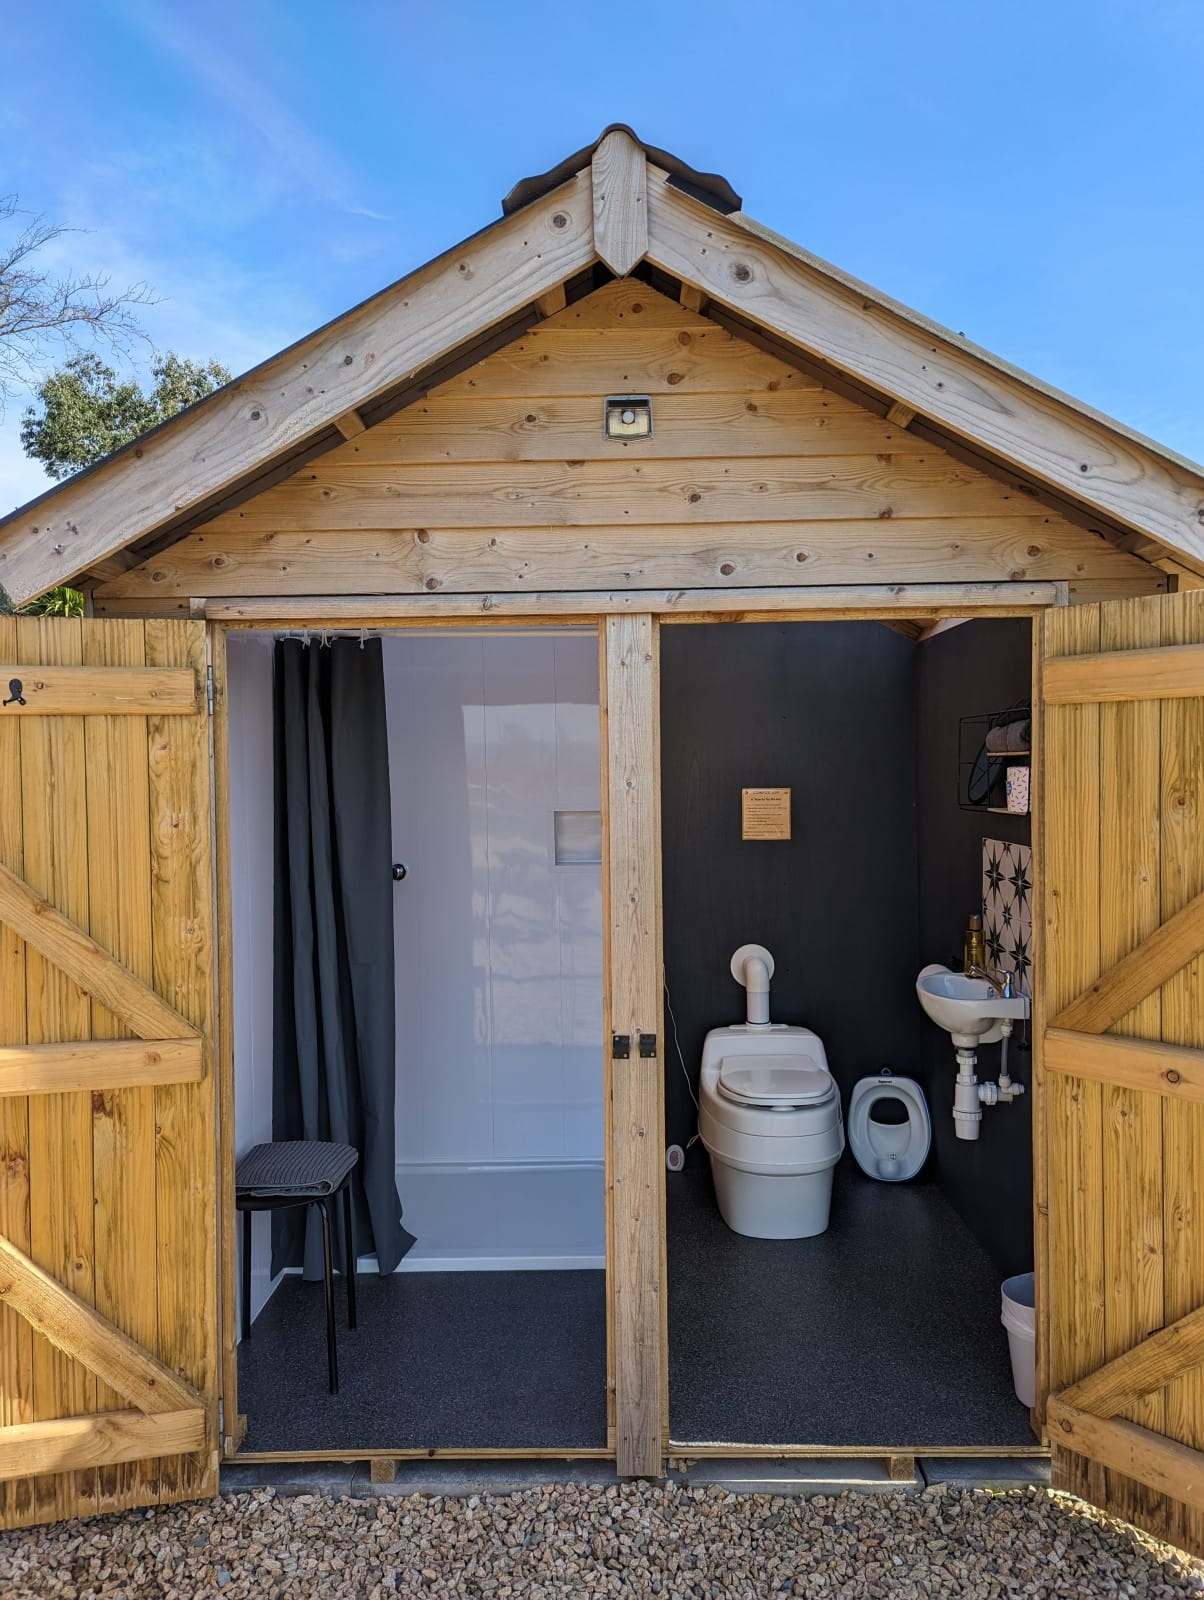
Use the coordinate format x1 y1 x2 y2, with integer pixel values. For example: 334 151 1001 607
643 170 1204 573
0 172 595 606
591 128 648 276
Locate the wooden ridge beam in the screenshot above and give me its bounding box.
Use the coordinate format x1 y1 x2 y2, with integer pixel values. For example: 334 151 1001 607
1048 1400 1204 1516
0 172 596 605
0 1038 204 1097
0 1236 201 1414
1043 1027 1204 1103
1058 1304 1204 1418
0 663 198 716
1051 888 1204 1034
1044 641 1204 703
200 581 1061 626
591 128 648 276
0 861 198 1040
644 172 1204 569
0 1408 206 1480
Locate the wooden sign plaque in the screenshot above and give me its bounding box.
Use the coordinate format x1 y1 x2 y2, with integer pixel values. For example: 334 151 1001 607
741 787 792 841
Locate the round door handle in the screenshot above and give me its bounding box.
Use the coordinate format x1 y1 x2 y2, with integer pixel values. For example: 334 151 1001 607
392 863 407 882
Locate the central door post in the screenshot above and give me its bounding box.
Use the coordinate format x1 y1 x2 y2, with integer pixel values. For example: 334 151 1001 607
600 614 666 1477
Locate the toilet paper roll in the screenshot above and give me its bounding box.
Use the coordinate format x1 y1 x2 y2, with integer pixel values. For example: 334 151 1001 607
1006 765 1030 815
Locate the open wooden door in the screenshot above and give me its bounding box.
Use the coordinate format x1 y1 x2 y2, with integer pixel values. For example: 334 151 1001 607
0 617 217 1528
1040 589 1204 1555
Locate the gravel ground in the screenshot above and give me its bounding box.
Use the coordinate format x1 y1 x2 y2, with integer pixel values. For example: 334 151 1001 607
2 1482 1202 1599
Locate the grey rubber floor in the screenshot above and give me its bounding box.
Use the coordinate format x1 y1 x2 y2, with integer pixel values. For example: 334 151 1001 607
668 1164 1037 1448
238 1269 607 1452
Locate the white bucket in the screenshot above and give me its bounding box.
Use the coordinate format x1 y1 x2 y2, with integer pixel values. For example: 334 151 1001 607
1001 1272 1036 1408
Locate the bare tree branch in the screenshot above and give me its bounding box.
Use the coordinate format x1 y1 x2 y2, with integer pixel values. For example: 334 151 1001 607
0 195 158 406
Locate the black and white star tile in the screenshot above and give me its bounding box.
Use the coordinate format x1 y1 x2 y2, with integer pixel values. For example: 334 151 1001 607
982 838 1032 996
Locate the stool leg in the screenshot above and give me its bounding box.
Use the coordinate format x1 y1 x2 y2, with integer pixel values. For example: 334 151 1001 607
241 1209 252 1342
342 1184 357 1331
318 1199 338 1394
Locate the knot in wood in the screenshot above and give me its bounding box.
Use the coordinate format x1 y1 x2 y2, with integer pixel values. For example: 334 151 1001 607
1165 1069 1182 1085
731 262 753 284
551 212 569 230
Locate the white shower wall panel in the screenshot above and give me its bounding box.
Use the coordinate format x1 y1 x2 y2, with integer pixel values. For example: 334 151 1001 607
226 631 281 1328
384 631 604 1267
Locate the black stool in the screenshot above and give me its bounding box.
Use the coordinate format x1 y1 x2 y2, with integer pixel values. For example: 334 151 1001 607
236 1141 359 1394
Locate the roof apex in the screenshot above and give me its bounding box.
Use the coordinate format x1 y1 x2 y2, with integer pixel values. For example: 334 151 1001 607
501 124 741 217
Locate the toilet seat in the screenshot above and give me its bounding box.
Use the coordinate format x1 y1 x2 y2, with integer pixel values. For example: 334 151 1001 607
716 1054 833 1109
847 1070 930 1182
698 1024 845 1238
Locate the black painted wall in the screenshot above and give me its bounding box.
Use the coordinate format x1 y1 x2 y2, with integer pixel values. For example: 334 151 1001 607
660 616 1035 1282
660 622 924 1165
916 618 1034 1279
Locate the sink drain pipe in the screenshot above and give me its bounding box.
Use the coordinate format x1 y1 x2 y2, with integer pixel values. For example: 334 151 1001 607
953 1024 1026 1140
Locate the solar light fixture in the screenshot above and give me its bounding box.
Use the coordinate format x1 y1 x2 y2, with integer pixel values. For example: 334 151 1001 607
604 395 653 439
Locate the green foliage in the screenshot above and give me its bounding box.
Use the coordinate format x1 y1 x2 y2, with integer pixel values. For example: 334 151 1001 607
19 584 84 616
20 351 231 480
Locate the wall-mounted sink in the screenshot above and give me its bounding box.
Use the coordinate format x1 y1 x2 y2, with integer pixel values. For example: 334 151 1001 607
916 963 1029 1048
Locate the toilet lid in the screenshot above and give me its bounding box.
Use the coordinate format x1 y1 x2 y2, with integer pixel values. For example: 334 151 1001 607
716 1055 832 1107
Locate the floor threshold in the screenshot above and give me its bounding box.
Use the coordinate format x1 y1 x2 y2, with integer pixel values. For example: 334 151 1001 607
221 1453 1051 1501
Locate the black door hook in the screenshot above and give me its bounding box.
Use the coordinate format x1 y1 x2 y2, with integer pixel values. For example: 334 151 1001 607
3 678 25 708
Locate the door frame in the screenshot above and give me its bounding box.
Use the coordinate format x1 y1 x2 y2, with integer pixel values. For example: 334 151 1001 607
205 583 1059 1471
210 612 622 1465
653 601 1051 1462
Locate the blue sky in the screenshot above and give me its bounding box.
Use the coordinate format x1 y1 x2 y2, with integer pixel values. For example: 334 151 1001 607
3 0 1202 510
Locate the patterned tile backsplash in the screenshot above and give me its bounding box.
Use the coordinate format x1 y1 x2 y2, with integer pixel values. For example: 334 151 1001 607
982 839 1032 996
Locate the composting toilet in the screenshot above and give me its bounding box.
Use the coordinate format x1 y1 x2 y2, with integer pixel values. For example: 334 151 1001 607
847 1069 931 1182
697 945 844 1239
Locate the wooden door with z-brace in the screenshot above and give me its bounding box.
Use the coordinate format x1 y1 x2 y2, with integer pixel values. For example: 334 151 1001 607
1040 589 1204 1556
0 617 218 1528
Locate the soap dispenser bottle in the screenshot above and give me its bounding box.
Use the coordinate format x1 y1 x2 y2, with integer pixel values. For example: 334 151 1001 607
963 914 986 977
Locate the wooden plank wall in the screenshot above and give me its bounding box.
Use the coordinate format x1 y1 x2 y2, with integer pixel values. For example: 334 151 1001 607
0 618 216 1528
1042 591 1204 1552
94 282 1157 608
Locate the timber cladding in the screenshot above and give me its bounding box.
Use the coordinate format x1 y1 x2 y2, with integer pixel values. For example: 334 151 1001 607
0 617 216 1530
94 281 1154 607
1041 589 1204 1554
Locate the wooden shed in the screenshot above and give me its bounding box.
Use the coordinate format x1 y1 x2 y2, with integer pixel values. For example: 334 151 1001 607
2 127 1204 1553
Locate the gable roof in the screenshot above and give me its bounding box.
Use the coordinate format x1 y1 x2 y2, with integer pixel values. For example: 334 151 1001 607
2 126 1202 606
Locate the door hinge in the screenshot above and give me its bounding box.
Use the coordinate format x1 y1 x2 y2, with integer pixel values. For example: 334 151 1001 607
205 664 215 716
639 1032 658 1058
612 1033 631 1059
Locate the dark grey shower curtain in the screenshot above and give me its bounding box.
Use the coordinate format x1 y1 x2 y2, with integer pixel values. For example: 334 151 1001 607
272 637 415 1279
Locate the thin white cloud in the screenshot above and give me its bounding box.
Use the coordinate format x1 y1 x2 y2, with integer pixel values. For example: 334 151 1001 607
120 0 390 221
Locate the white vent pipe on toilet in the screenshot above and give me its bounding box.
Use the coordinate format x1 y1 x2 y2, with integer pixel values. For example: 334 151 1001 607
730 944 775 1028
